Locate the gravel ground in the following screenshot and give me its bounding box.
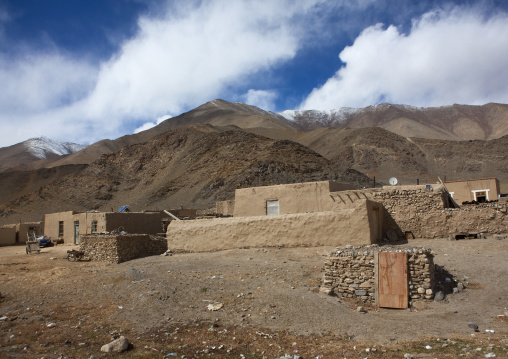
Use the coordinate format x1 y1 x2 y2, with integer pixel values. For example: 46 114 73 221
0 237 507 358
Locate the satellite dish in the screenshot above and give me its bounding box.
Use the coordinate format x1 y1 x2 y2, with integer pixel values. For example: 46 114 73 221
389 177 398 186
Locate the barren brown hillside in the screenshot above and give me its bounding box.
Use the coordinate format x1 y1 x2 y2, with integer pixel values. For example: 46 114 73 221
294 127 508 185
287 102 508 141
0 125 370 225
4 100 507 174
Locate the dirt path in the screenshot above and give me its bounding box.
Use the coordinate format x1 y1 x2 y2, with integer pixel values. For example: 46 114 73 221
0 239 507 358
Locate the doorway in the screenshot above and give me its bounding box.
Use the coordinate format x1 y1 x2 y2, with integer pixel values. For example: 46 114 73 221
74 221 79 244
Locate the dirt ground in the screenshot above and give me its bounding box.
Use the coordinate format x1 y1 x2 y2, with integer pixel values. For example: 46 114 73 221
0 237 507 358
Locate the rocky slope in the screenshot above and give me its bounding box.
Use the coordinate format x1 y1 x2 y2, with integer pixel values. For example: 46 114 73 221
292 127 508 185
0 137 86 173
280 102 508 141
3 100 507 173
0 125 370 224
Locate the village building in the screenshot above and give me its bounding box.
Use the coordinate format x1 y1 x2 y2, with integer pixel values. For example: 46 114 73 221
0 226 16 246
445 177 500 204
168 181 385 252
44 210 168 244
0 221 44 246
233 181 357 217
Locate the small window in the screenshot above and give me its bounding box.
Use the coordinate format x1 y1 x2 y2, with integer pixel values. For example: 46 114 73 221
58 221 64 237
91 220 98 233
266 200 279 215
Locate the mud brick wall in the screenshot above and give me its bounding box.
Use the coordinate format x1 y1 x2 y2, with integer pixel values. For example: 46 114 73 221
371 188 507 238
80 234 167 264
321 245 435 304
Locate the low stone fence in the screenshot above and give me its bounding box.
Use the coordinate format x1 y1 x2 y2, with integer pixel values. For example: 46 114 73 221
370 187 507 238
322 245 435 305
80 234 167 264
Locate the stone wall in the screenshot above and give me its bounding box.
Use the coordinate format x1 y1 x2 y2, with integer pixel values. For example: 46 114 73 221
80 234 167 264
370 187 507 238
322 245 435 305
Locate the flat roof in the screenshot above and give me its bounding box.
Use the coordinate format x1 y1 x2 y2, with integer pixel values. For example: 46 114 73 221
444 177 498 184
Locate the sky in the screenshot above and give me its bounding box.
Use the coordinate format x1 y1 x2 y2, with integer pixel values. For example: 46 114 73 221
1 0 508 147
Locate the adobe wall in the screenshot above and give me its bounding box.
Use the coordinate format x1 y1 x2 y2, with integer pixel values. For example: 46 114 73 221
322 245 435 304
105 212 165 235
445 178 500 203
167 200 382 253
234 181 357 217
0 226 16 246
216 200 235 216
18 222 44 244
80 234 167 264
44 211 76 243
75 212 107 235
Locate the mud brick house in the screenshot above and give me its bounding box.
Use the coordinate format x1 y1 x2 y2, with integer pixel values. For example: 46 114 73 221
444 177 500 203
17 222 44 243
0 226 16 246
173 179 507 252
44 211 167 244
0 221 44 246
168 181 385 252
233 181 358 216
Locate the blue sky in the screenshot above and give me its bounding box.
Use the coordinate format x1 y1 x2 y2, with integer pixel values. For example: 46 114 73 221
1 0 508 147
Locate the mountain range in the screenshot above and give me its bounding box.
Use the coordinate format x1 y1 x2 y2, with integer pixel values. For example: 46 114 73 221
0 100 507 225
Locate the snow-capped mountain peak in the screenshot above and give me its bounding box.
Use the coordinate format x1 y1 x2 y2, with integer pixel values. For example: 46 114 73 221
24 136 87 159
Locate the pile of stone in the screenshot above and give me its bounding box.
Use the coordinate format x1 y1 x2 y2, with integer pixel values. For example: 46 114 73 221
321 244 435 304
80 234 167 264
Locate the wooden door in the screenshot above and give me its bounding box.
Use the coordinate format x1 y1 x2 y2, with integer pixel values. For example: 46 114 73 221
74 221 79 245
378 252 408 308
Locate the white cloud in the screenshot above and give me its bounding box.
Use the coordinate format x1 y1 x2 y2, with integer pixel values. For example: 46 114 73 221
134 114 172 134
83 0 315 126
0 0 321 147
242 89 278 111
300 7 508 110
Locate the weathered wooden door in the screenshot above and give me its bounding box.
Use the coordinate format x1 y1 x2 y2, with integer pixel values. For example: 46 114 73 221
378 252 408 308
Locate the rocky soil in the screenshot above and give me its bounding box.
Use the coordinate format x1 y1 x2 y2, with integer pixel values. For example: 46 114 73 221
0 126 371 225
0 237 507 358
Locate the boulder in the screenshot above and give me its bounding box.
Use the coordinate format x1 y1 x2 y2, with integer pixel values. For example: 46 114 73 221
101 336 129 353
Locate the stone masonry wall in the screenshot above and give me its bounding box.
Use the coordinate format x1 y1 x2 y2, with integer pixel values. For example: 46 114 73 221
370 187 507 238
322 245 435 305
80 234 167 264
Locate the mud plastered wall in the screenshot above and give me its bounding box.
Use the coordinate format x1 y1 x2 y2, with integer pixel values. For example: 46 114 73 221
371 188 507 238
322 245 435 304
80 234 167 264
167 202 376 253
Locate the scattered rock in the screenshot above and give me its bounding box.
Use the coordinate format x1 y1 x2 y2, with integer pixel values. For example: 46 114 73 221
468 322 479 331
207 303 223 311
434 291 445 301
100 336 130 353
46 322 57 328
357 306 367 313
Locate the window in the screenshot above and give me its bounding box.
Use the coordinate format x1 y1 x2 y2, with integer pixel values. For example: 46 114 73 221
58 221 64 237
91 220 98 233
266 200 279 215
